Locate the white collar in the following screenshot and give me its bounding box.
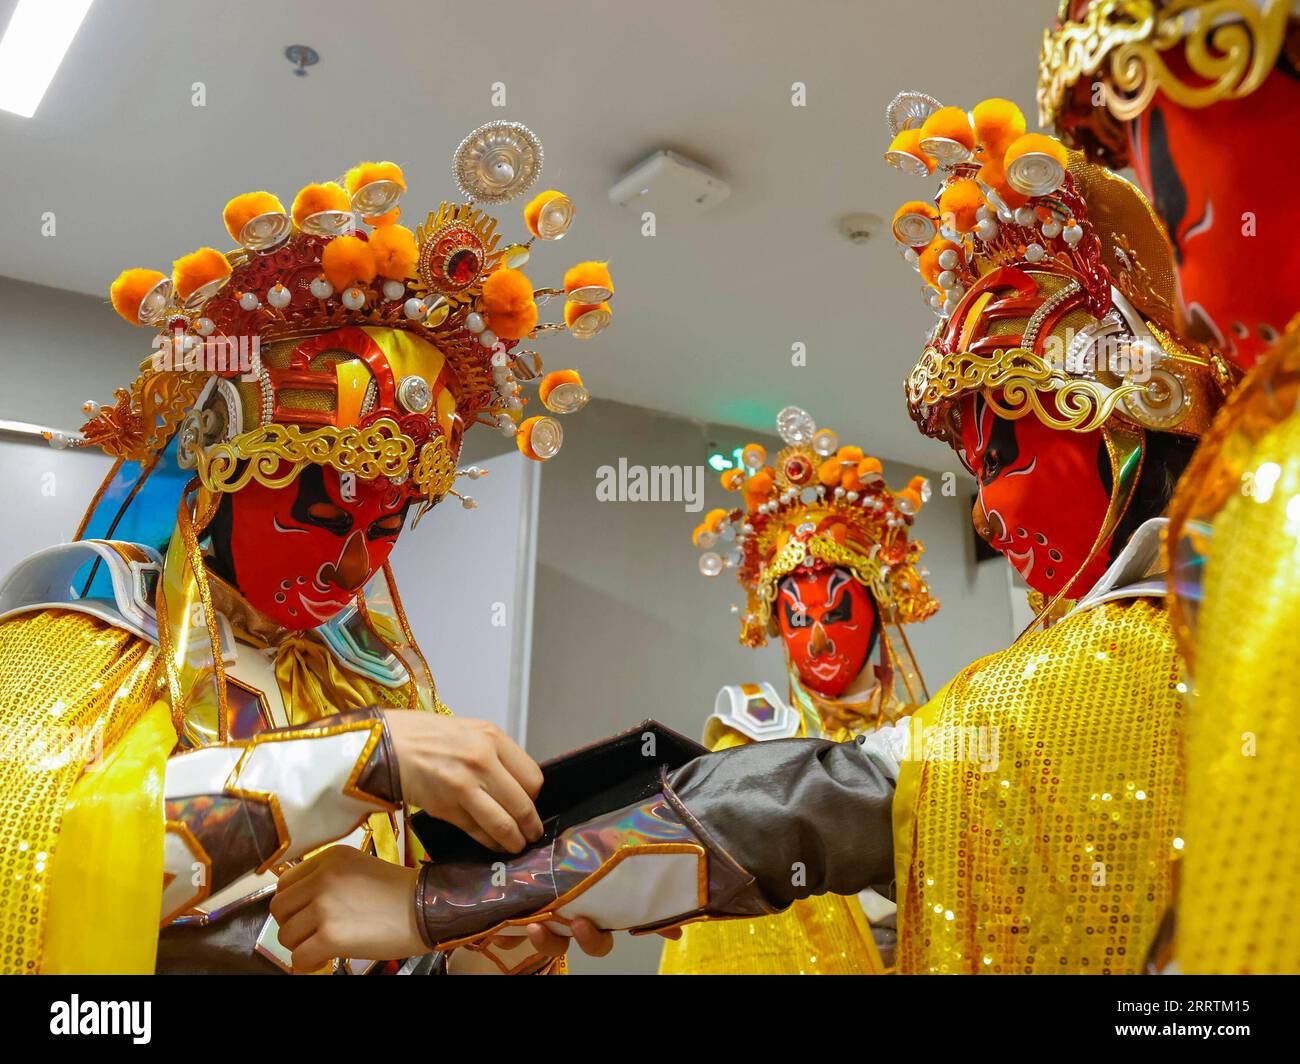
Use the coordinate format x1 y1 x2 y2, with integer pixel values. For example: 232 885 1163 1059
1065 517 1168 618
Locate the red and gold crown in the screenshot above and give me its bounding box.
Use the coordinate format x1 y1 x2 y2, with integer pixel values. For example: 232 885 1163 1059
1039 0 1297 167
67 121 614 515
883 92 1232 449
691 407 940 647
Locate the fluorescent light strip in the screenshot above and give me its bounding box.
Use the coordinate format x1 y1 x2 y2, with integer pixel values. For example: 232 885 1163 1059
0 0 94 118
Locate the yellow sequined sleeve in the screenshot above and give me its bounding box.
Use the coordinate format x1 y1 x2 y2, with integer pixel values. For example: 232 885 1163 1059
0 609 163 973
43 701 176 973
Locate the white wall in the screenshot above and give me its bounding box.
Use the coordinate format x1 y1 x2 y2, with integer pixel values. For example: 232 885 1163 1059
0 277 143 429
387 451 538 741
0 433 115 570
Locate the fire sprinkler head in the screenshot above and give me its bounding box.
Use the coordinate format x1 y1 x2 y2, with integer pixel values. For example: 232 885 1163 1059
285 45 320 77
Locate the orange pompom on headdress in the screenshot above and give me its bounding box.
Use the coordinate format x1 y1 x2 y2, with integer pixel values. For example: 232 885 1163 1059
919 106 975 165
483 268 535 314
564 261 614 302
524 190 576 240
938 179 985 234
223 192 286 244
110 268 170 326
172 248 232 303
292 182 351 229
892 201 940 247
482 267 539 340
367 224 418 280
885 129 935 177
1002 133 1069 197
320 235 377 291
345 161 406 198
971 98 1026 160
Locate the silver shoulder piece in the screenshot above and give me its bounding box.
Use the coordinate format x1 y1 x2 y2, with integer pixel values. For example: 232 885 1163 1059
704 682 799 745
317 601 410 688
0 539 161 643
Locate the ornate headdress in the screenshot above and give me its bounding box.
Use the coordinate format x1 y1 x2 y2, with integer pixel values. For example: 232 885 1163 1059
883 91 1232 452
1038 0 1297 168
56 122 614 743
67 121 613 517
690 406 939 648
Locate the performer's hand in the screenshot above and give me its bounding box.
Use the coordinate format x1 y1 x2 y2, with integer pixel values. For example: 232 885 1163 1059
384 711 544 852
272 846 424 972
520 919 683 958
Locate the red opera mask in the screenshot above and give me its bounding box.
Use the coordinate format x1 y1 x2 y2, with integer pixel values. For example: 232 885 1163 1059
1127 65 1300 369
776 567 878 697
958 393 1114 598
217 462 409 629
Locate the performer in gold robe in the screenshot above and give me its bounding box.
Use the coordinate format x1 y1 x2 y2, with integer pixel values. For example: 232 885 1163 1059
867 92 1231 973
0 123 616 974
661 410 939 974
1041 0 1300 973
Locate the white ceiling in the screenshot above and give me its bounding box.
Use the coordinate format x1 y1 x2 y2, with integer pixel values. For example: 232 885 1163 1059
0 0 1049 468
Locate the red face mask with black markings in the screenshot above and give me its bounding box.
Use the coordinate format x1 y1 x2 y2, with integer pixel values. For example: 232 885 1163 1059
219 463 409 630
776 567 878 698
958 393 1114 598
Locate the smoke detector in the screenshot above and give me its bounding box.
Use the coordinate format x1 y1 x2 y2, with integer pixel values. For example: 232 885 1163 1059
838 212 883 244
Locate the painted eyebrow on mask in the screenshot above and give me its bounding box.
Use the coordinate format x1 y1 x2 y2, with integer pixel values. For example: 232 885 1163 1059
825 569 851 604
779 577 804 606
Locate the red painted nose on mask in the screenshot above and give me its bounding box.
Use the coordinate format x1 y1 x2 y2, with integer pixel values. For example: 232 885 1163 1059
320 530 372 594
808 622 834 658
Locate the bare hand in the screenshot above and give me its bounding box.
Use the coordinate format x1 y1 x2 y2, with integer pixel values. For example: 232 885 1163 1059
514 918 683 959
272 846 425 972
384 711 544 852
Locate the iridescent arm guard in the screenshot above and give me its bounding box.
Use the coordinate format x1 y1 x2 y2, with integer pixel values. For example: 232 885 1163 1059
160 707 401 923
413 727 898 954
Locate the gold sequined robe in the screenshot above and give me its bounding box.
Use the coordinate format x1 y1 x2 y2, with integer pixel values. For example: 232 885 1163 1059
1170 323 1300 974
893 594 1185 974
0 590 422 974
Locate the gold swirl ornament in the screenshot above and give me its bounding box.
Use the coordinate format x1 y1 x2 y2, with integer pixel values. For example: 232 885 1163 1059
905 307 1228 442
1039 0 1292 129
906 345 1145 438
184 417 455 500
